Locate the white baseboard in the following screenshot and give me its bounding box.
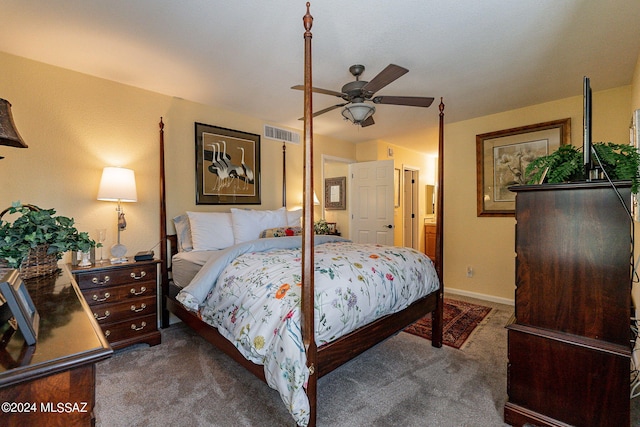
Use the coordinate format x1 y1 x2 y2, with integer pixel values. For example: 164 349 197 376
445 287 514 306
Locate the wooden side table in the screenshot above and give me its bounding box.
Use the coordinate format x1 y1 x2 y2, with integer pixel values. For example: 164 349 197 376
69 259 161 350
424 223 436 260
0 265 112 427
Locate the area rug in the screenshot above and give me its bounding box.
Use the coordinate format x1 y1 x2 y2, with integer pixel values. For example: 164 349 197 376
404 298 493 349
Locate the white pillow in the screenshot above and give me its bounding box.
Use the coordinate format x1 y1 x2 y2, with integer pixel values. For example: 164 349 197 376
287 208 303 226
231 208 288 244
173 214 193 252
186 211 235 251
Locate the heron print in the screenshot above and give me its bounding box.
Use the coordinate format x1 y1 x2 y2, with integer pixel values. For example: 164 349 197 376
202 132 256 197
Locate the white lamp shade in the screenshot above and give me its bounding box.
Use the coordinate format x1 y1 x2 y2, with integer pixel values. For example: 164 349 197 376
313 191 320 205
341 102 375 123
97 167 138 202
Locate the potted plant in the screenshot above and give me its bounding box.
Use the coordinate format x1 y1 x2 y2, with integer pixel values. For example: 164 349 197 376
524 142 640 193
0 202 99 277
314 219 330 235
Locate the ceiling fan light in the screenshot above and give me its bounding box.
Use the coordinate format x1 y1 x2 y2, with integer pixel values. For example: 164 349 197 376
341 102 375 124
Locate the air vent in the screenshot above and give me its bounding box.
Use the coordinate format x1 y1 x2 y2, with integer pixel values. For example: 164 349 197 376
264 125 300 144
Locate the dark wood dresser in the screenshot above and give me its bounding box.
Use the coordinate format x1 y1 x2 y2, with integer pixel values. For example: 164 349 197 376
505 182 632 427
0 265 112 427
70 259 161 350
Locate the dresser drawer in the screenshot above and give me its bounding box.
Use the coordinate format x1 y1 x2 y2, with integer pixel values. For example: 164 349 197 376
102 313 157 344
82 282 156 306
90 295 157 324
74 264 157 290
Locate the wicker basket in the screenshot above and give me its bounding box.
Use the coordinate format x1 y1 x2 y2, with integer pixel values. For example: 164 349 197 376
18 244 59 279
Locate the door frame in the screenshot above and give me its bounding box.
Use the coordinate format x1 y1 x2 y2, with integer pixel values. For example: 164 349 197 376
402 164 420 250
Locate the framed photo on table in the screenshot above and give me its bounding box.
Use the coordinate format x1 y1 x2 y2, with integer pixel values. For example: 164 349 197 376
0 270 39 345
195 122 261 205
476 118 570 217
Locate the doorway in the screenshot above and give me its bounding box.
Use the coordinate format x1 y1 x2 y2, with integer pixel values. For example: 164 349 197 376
403 167 420 250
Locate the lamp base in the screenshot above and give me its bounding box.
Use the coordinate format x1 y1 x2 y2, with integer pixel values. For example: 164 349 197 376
110 243 127 259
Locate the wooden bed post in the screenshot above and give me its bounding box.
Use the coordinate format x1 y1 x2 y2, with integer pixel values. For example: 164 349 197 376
282 142 287 207
432 99 445 347
159 117 170 328
301 3 318 426
158 4 444 425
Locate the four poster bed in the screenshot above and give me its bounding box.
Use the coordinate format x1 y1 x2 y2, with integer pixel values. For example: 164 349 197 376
158 4 445 426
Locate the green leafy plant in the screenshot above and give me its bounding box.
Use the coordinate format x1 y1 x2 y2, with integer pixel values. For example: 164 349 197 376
314 219 330 235
0 202 99 268
524 142 640 193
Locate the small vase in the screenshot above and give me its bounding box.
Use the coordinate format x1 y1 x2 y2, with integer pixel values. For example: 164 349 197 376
79 251 91 267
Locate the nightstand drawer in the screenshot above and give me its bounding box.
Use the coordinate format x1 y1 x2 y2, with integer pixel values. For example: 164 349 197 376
74 264 157 290
90 295 157 324
102 314 158 345
82 282 156 305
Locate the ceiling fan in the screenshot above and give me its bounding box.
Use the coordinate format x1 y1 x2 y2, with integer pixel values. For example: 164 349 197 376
292 64 434 127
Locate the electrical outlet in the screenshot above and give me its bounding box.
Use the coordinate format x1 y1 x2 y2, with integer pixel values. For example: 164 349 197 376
466 266 473 278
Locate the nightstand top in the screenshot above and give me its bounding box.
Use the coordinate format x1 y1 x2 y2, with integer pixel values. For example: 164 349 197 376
68 258 160 273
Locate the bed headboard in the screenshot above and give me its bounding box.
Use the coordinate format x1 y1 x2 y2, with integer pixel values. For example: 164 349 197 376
157 119 290 311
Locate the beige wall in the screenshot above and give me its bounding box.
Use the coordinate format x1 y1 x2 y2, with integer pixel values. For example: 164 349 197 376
0 51 354 261
444 85 632 303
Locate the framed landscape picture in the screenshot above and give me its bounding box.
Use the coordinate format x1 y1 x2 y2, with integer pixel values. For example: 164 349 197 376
476 118 570 217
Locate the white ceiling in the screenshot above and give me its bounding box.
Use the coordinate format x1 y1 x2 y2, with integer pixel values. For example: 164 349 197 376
1 1 639 154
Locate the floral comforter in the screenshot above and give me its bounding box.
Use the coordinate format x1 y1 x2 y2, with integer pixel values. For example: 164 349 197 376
176 235 439 427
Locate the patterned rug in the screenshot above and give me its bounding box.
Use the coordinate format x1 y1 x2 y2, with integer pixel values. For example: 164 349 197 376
404 298 493 349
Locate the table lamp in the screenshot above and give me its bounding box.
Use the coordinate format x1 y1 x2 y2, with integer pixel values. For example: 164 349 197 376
97 167 137 260
0 98 28 159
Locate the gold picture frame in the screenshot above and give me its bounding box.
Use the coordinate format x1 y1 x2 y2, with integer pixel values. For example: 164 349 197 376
476 118 570 217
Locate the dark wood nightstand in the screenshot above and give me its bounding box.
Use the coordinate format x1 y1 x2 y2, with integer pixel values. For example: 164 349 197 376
69 259 161 350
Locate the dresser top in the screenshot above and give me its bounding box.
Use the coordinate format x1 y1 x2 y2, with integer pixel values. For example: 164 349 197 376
0 265 112 387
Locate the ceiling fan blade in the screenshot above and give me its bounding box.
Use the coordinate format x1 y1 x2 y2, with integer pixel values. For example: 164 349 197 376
361 64 408 95
291 85 344 98
298 103 347 120
373 96 435 107
360 116 375 127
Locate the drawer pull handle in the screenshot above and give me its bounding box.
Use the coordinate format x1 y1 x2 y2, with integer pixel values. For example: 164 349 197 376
130 303 147 313
94 310 110 320
130 286 147 296
131 321 147 331
130 271 147 280
92 292 111 302
92 275 110 285
104 330 111 337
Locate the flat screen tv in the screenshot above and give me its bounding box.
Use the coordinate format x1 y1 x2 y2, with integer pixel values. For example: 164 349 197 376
583 76 593 178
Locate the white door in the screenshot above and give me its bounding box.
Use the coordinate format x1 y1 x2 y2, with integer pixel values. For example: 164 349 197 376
348 159 395 245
